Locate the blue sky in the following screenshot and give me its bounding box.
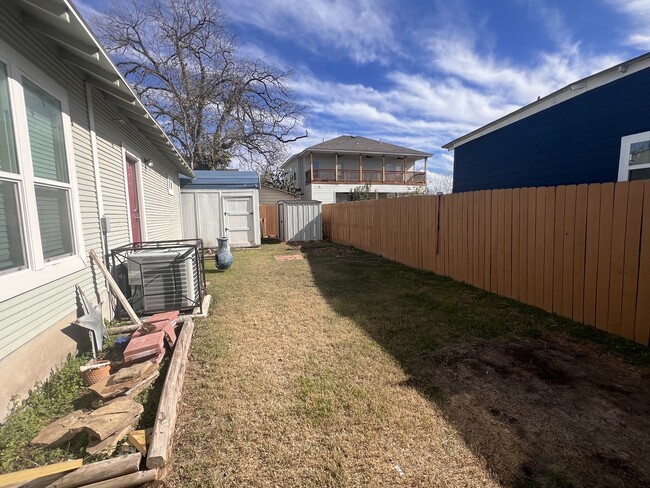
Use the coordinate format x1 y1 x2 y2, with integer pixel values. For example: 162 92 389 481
78 0 649 174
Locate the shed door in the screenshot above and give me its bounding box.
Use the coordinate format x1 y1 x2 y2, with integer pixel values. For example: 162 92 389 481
223 195 254 246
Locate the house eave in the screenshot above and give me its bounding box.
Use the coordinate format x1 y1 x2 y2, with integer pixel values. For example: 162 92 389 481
443 51 650 151
14 0 194 177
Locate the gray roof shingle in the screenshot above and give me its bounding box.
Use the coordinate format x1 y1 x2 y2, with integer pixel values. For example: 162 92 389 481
301 135 431 157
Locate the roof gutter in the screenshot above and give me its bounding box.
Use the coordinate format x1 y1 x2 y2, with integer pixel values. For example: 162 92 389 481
53 0 194 177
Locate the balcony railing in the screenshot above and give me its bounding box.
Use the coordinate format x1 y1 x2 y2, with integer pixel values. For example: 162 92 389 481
306 169 426 185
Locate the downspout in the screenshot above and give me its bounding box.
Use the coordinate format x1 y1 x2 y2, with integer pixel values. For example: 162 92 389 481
85 82 111 317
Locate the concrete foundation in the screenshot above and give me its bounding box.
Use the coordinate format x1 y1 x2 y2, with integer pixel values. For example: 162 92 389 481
0 310 89 422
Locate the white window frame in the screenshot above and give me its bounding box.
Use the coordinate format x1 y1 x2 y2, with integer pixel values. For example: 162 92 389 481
167 173 174 195
0 39 85 302
618 130 650 182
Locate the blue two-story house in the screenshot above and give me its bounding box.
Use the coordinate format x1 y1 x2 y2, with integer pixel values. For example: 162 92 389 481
444 53 650 193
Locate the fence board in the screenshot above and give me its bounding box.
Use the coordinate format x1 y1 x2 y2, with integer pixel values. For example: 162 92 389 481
608 183 629 335
512 188 521 301
543 187 555 312
561 186 577 319
497 190 506 294
635 181 650 344
321 180 650 346
535 188 546 308
526 188 537 306
621 181 644 339
553 186 566 314
485 191 492 291
491 190 499 293
519 189 529 304
260 204 279 238
595 183 615 331
583 185 601 326
504 189 513 298
573 184 588 323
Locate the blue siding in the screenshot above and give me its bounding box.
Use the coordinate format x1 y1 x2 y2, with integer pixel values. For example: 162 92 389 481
453 67 650 192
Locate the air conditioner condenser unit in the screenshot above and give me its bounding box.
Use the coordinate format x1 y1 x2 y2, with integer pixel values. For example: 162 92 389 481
126 247 200 313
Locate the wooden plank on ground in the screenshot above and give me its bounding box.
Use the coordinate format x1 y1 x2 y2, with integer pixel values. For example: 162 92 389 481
607 182 629 335
543 187 555 312
147 318 195 469
0 460 83 487
595 183 615 331
535 187 546 308
635 180 650 345
48 453 141 488
572 184 588 323
583 184 601 326
553 186 566 314
620 180 644 339
511 188 521 300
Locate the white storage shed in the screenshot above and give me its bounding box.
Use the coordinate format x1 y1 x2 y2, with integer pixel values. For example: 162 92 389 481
278 200 323 242
180 171 261 248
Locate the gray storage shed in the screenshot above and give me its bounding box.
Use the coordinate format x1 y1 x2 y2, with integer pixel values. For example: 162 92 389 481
278 200 323 242
180 171 261 247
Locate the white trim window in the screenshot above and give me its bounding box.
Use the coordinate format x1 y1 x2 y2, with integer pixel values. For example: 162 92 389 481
167 173 174 195
0 43 84 300
618 131 650 181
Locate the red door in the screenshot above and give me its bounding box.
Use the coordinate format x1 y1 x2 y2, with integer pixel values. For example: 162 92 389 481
126 156 142 243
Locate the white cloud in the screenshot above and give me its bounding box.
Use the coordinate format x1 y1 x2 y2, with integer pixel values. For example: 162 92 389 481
220 0 398 64
605 0 650 49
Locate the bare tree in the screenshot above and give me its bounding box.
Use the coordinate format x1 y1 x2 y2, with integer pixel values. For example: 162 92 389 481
94 0 306 170
427 171 454 194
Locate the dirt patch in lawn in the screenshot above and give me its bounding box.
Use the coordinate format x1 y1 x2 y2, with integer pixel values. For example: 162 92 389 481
428 336 650 487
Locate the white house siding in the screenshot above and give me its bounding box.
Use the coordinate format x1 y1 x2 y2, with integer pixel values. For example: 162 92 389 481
307 183 417 204
92 92 182 245
0 5 102 363
0 4 185 418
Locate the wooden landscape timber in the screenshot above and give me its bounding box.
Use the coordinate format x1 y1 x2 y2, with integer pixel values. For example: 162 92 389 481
0 460 82 488
146 318 195 469
4 318 196 487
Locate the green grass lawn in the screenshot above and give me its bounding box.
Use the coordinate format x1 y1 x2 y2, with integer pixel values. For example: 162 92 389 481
167 241 650 488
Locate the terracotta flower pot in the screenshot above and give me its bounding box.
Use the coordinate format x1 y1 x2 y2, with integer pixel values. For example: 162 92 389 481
82 360 111 386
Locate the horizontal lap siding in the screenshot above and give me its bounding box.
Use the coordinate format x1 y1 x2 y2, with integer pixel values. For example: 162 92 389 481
0 6 103 360
323 182 650 345
453 68 650 192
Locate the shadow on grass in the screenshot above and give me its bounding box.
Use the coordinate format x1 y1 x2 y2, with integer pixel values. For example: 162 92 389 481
302 241 650 488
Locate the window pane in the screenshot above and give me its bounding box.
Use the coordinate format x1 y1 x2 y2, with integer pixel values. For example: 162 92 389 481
23 78 68 183
35 185 73 260
0 63 18 174
0 180 25 272
629 168 650 181
630 140 650 167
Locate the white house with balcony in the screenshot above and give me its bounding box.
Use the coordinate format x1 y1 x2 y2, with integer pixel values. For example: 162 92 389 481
282 136 432 203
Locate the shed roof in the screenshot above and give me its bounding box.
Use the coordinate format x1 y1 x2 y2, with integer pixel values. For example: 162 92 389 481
11 0 193 176
180 170 260 190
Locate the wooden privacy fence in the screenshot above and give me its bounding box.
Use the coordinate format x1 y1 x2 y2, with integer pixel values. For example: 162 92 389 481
322 181 650 345
260 204 279 238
